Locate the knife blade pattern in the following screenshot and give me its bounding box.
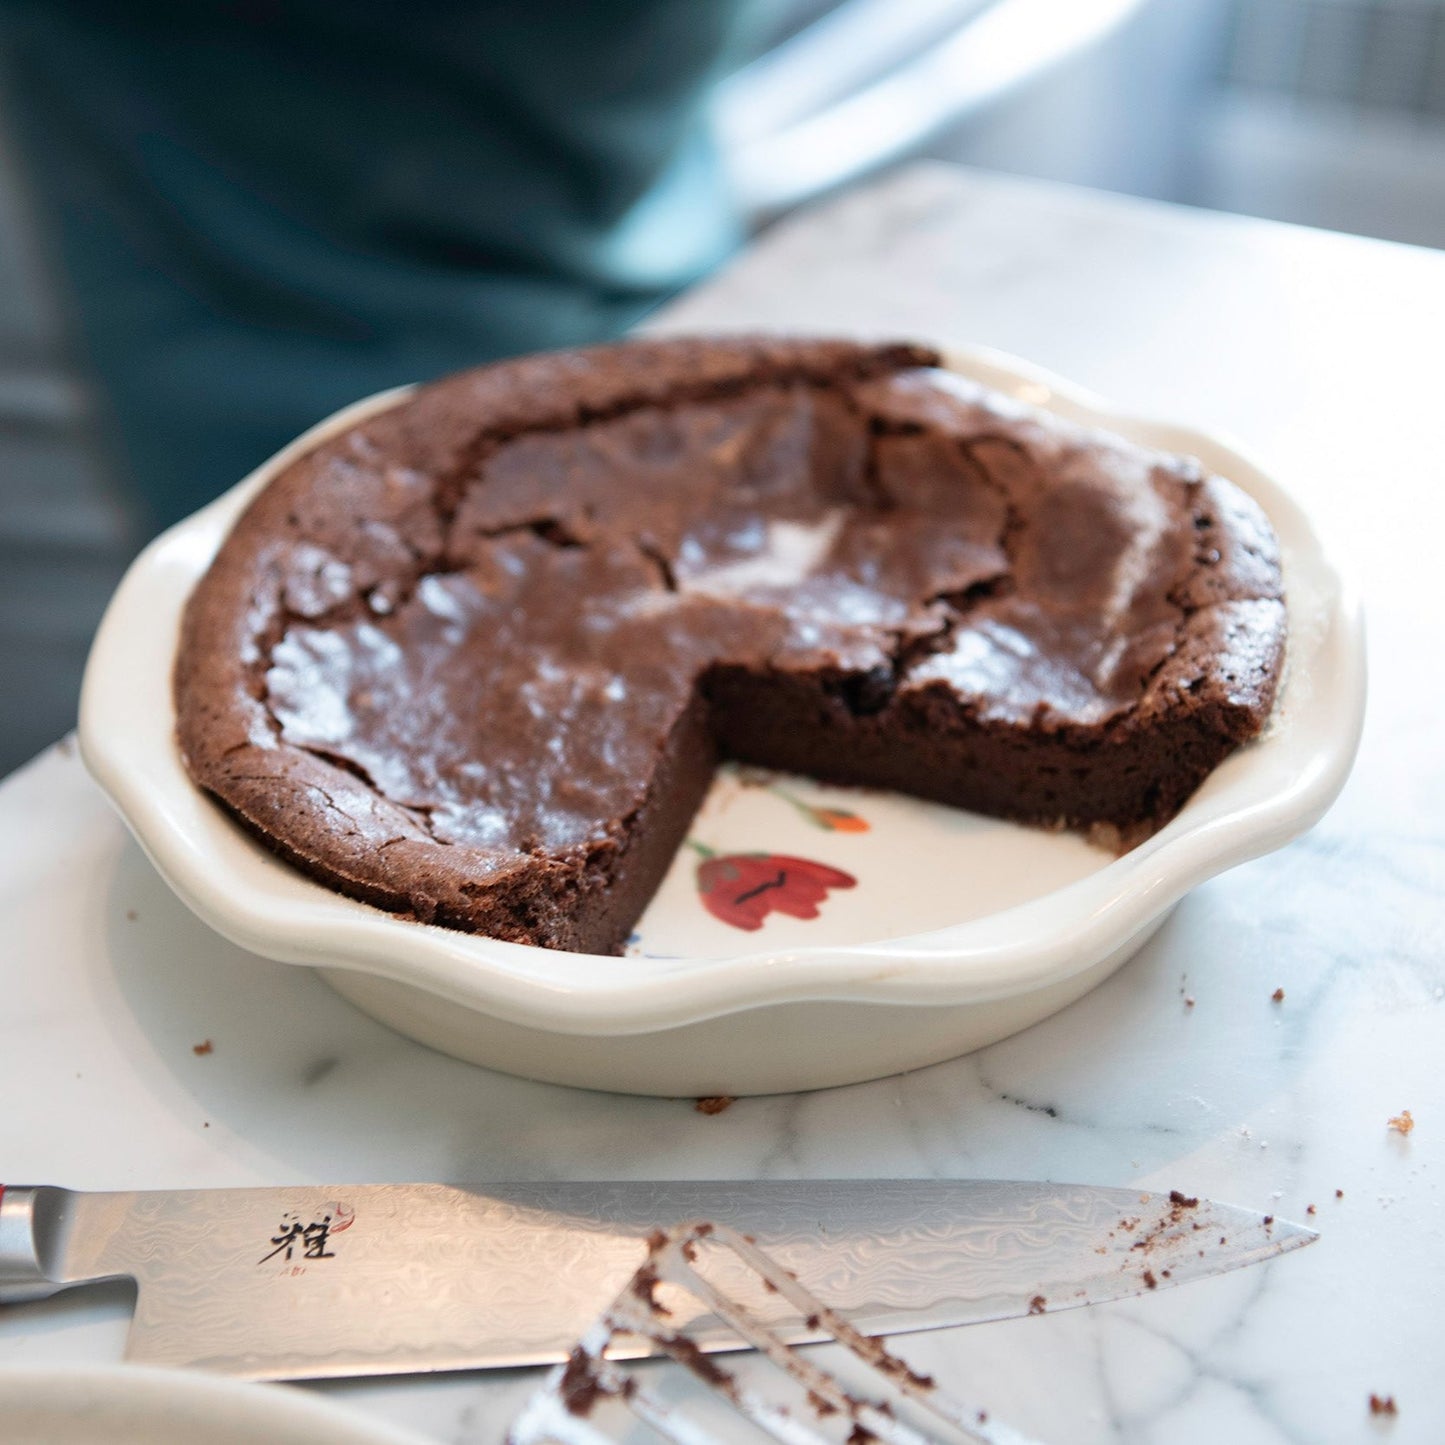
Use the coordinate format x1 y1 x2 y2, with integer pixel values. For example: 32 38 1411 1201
33 1181 1311 1380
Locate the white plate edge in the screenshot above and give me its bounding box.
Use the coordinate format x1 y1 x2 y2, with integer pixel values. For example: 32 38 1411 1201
77 345 1367 1035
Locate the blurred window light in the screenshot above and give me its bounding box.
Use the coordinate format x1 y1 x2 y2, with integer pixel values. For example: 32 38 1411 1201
1222 0 1445 114
1202 0 1445 247
715 0 1149 218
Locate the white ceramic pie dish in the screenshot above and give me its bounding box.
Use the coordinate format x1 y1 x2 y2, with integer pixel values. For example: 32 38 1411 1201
79 346 1365 1095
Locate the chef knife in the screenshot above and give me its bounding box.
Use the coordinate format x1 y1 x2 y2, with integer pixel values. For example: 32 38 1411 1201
0 1180 1313 1381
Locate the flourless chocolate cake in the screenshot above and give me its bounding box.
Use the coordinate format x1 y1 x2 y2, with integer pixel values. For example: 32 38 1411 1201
175 337 1285 953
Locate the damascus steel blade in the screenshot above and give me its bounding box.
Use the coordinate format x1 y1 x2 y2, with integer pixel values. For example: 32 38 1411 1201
27 1180 1313 1380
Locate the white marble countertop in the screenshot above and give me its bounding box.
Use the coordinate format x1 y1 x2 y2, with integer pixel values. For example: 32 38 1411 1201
2 164 1442 1443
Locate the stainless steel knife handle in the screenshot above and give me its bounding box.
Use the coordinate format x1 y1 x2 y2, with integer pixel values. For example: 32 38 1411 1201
0 1184 96 1303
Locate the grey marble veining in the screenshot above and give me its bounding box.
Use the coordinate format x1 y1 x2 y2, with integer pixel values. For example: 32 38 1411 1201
1 166 1442 1442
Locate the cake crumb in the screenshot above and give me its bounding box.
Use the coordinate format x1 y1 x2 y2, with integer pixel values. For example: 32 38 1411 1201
1142 1270 1158 1290
1368 1394 1398 1417
1183 995 1196 1009
1306 1203 1317 1215
1271 987 1285 1003
1027 1295 1047 1315
1387 1109 1414 1136
694 1095 736 1115
125 909 138 922
1336 1188 1345 1199
192 1039 214 1057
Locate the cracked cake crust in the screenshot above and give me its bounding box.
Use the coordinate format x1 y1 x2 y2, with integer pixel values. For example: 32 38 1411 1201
175 336 1285 953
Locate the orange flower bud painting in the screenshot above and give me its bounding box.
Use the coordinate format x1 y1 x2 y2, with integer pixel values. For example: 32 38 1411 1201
770 786 871 833
807 806 869 833
691 846 858 932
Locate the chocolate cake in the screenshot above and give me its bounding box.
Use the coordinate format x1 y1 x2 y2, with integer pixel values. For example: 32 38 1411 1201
175 336 1285 953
